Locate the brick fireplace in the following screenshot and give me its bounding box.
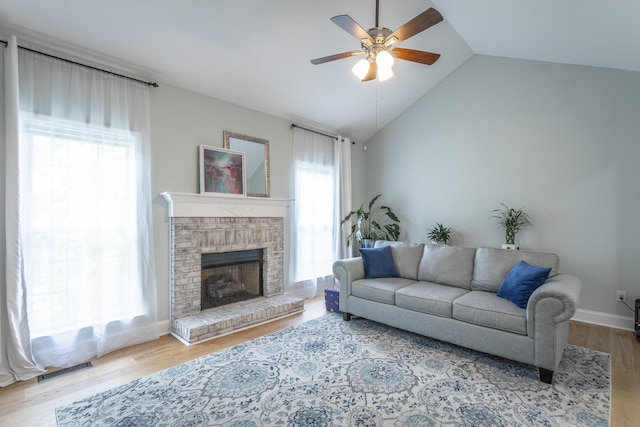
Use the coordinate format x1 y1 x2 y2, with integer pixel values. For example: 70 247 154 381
162 193 303 345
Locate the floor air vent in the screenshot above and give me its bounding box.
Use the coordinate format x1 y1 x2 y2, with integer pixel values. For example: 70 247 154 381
37 361 93 383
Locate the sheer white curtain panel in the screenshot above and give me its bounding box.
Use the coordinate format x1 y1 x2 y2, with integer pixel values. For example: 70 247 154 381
1 36 44 387
335 136 353 260
3 45 158 370
289 127 352 298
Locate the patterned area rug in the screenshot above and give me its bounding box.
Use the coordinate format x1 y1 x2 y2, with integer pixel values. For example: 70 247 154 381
56 314 610 426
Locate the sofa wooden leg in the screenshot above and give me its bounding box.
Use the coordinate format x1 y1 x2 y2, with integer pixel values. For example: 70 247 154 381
539 368 554 384
342 312 351 321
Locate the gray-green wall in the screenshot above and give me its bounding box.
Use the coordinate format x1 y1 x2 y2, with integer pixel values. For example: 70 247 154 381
363 55 640 326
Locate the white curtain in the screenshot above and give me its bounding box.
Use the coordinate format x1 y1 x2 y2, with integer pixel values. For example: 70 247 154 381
289 127 352 298
2 40 158 375
335 135 353 260
1 37 45 387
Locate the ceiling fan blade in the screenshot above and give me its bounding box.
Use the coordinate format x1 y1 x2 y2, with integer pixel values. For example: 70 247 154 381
330 15 375 43
310 50 364 65
386 8 443 46
362 62 377 82
391 48 440 65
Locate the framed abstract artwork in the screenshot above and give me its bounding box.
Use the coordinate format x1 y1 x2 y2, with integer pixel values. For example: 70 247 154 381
199 145 246 196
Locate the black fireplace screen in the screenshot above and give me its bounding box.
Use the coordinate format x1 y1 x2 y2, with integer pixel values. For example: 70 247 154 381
201 249 263 310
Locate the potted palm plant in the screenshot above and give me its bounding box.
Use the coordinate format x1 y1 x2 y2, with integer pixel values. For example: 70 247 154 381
490 203 531 250
341 194 400 247
427 223 452 245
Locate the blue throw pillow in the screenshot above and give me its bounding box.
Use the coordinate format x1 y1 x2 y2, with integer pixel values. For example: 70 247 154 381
359 246 399 279
497 260 552 309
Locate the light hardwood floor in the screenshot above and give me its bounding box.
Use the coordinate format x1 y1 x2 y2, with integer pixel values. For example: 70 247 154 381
1 296 638 426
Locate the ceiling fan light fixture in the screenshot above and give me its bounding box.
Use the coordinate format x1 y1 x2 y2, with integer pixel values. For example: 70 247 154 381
352 58 371 80
376 50 394 69
384 36 399 48
377 66 394 82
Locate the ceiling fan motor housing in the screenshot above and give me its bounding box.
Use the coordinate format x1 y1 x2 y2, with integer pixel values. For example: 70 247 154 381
362 27 394 61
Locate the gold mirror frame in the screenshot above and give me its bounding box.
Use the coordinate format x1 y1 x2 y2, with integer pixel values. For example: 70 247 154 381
223 130 270 197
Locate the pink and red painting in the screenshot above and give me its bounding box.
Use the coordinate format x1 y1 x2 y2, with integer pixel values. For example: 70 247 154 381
199 145 246 196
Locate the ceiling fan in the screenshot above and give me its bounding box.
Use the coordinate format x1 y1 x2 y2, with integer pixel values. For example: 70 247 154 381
310 0 443 82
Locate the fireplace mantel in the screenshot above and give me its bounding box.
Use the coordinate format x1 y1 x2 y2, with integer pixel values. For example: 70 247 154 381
161 192 291 218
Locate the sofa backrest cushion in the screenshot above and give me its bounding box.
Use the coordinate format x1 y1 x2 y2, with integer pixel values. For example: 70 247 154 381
472 247 559 293
418 244 476 289
374 240 425 280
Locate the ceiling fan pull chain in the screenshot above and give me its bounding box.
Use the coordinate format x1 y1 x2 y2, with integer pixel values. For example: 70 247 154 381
380 83 384 125
375 80 379 127
375 79 385 128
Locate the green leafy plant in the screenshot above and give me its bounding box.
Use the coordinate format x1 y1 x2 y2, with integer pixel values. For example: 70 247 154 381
341 194 401 246
427 223 452 244
490 203 532 245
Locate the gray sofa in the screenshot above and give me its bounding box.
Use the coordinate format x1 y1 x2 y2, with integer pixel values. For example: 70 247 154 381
332 241 581 383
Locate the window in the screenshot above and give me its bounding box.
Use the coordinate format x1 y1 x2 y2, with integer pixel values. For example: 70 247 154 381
290 126 350 299
293 161 335 282
22 117 143 337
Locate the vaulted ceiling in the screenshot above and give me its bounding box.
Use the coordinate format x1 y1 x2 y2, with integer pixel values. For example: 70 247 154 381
1 0 639 141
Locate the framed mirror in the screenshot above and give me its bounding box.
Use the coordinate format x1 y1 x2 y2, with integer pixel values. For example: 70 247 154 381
223 131 270 197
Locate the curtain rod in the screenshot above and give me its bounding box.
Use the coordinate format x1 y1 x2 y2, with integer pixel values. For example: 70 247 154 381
291 123 355 144
1 39 158 87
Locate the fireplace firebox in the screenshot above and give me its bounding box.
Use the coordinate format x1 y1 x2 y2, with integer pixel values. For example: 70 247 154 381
201 249 263 310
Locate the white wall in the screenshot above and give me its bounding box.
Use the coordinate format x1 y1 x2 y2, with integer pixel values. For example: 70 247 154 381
149 83 296 321
364 55 640 321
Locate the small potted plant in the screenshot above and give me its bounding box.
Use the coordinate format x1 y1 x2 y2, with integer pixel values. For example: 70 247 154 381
490 203 531 250
341 194 401 247
427 223 452 245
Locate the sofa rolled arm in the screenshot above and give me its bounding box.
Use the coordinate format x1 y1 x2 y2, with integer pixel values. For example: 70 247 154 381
333 257 365 293
526 273 581 372
527 273 581 324
333 257 365 311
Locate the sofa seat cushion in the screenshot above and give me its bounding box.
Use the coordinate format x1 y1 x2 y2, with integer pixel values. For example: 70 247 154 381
396 282 470 318
452 291 527 335
352 278 416 305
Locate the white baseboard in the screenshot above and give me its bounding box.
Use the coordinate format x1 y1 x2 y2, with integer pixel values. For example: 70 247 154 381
572 308 634 331
157 319 171 335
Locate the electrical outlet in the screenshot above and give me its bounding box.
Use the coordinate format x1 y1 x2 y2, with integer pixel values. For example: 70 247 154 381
616 290 627 303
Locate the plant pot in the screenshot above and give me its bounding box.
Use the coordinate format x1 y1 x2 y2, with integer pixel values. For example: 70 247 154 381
502 244 519 250
361 239 374 248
